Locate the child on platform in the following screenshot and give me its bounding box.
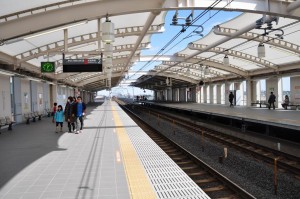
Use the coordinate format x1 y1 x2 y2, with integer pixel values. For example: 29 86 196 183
54 105 64 133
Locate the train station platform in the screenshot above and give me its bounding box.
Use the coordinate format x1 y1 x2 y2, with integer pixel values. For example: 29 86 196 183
141 101 300 157
144 102 300 131
0 101 208 199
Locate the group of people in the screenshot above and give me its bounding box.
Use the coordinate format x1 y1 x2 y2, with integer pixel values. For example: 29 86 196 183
229 91 290 110
267 92 290 110
52 96 86 134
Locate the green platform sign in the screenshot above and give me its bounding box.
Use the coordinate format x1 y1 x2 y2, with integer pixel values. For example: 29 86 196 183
41 62 55 73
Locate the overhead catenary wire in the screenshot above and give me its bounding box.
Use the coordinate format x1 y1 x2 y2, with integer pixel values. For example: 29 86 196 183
129 0 223 79
153 19 300 82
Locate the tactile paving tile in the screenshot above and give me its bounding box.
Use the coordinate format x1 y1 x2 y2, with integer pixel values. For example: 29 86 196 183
125 126 210 199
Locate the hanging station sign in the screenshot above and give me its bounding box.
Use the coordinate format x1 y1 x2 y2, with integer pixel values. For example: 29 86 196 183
63 58 102 72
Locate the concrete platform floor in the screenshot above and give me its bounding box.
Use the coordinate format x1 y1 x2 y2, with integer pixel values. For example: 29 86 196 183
0 103 130 199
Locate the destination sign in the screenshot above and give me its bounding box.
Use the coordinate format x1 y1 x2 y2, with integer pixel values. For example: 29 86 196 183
63 58 102 72
63 59 101 65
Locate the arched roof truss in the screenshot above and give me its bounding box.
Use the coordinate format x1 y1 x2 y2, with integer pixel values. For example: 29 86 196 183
15 24 162 62
1 0 300 91
213 26 300 55
188 43 278 70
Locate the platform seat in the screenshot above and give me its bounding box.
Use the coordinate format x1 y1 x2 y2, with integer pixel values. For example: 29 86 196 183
0 116 15 133
251 100 269 108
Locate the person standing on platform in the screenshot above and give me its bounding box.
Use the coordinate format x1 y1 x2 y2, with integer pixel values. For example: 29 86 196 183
54 105 64 133
74 96 86 134
64 96 76 133
229 92 234 107
268 92 276 110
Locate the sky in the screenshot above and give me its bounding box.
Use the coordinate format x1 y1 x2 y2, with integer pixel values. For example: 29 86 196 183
98 10 242 97
97 9 291 98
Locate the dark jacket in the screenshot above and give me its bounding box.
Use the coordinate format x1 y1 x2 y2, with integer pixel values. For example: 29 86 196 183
268 94 276 103
229 93 234 100
64 102 76 122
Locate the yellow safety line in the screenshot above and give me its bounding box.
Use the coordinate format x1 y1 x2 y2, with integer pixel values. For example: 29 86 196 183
111 105 157 199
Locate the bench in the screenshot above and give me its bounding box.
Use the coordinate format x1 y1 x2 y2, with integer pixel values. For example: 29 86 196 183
285 102 300 110
24 112 42 124
45 109 52 117
251 100 269 108
0 116 15 134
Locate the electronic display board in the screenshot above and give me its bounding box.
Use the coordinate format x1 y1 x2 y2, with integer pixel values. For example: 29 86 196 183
41 62 55 73
63 59 102 72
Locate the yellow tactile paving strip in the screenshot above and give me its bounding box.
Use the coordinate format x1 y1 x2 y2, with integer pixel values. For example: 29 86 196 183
112 105 157 199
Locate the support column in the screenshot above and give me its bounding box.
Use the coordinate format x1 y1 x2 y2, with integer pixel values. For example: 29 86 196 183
246 80 252 106
291 76 300 104
266 77 279 108
50 83 57 108
43 83 50 110
217 84 221 104
167 88 172 102
209 84 214 104
0 75 12 118
234 82 242 106
13 77 22 123
30 81 38 112
210 84 217 104
224 82 231 106
191 87 196 102
179 88 186 102
196 86 200 103
202 85 209 103
253 80 260 102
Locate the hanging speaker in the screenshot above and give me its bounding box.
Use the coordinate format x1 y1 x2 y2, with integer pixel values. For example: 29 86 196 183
199 80 204 86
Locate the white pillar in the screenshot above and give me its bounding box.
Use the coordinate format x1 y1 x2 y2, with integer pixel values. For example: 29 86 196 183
266 77 279 108
196 86 200 103
213 84 217 104
217 85 221 104
209 84 214 104
246 80 252 106
224 82 231 106
203 85 207 103
13 77 22 123
234 82 242 106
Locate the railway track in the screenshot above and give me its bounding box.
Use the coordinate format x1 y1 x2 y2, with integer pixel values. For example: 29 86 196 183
130 102 300 178
116 99 255 199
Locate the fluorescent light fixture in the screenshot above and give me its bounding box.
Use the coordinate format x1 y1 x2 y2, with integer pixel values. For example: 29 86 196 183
0 70 14 76
257 43 265 58
27 77 41 82
4 38 24 45
223 55 229 66
24 20 88 40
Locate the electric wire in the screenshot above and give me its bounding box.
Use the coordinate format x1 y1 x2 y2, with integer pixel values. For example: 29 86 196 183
173 20 300 80
128 0 223 79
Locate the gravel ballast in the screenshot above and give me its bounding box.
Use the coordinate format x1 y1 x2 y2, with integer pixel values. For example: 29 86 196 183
131 107 300 199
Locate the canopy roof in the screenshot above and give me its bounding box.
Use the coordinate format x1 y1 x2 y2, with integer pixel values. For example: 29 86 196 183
0 0 300 92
